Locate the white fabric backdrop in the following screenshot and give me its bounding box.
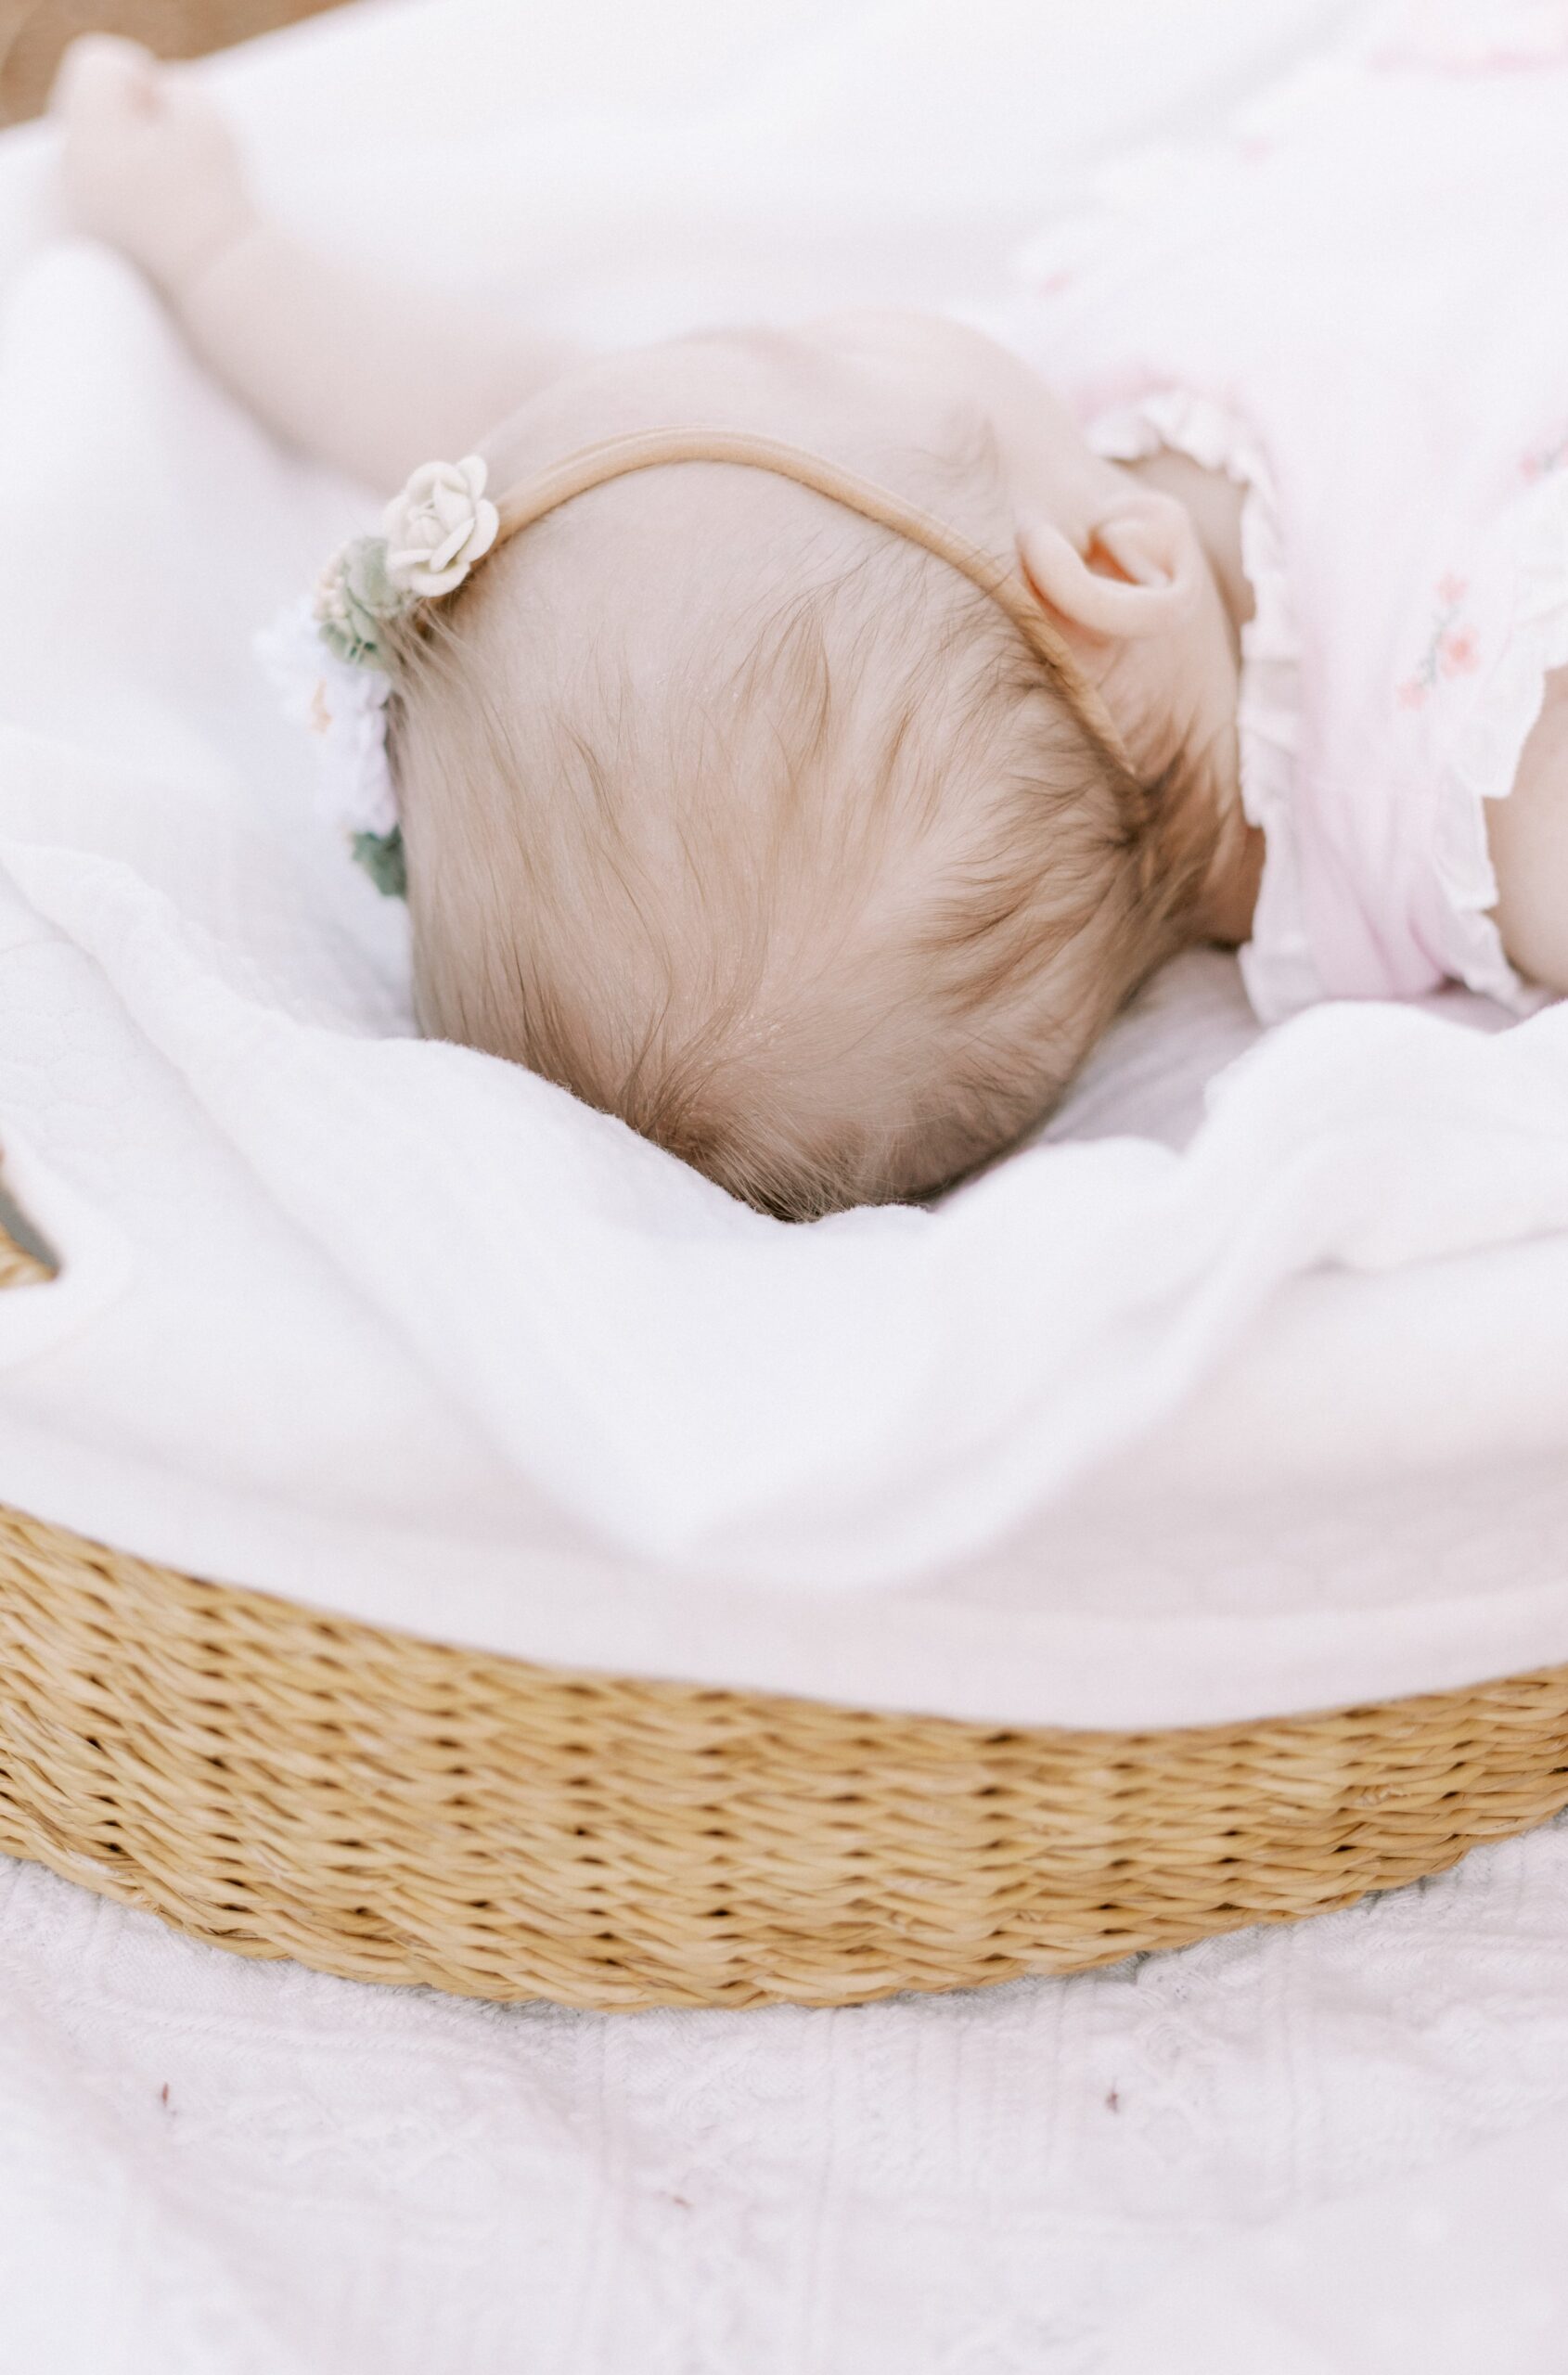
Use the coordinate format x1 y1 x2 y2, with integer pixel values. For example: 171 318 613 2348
2 0 1566 1730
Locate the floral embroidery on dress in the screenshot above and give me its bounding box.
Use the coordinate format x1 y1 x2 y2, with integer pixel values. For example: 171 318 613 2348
1522 424 1568 481
1397 573 1480 709
1370 1 1568 78
1372 35 1568 72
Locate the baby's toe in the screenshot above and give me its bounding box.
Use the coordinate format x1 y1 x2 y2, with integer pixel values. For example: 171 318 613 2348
50 34 163 125
55 33 250 293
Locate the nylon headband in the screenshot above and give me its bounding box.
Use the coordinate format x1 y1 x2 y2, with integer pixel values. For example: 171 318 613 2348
490 429 1133 768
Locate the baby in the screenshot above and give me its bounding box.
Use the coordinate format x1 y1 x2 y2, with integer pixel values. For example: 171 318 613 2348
53 20 1568 1217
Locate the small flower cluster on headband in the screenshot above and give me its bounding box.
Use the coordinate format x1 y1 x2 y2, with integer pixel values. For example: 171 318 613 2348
257 456 500 897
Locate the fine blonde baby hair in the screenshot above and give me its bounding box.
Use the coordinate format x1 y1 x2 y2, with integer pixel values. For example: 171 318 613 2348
387 452 1215 1219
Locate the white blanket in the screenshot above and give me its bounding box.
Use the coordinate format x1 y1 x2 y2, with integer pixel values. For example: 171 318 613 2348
4 0 1566 1733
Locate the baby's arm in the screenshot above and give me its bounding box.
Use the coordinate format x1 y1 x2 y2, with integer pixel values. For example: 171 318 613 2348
55 39 580 490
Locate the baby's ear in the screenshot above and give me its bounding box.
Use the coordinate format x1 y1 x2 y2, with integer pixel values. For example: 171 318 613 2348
1017 486 1200 643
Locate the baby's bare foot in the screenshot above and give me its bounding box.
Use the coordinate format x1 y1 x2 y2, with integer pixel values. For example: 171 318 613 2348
53 36 254 301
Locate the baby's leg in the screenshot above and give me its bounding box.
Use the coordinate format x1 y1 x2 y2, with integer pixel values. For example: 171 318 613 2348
54 38 580 489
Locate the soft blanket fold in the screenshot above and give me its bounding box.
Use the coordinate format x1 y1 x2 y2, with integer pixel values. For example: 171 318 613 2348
0 0 1563 1730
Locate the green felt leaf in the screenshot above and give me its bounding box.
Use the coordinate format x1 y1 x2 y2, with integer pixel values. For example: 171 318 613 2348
351 827 407 900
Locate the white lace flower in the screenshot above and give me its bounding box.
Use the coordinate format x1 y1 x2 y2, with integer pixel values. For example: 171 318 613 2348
381 456 500 599
255 596 397 840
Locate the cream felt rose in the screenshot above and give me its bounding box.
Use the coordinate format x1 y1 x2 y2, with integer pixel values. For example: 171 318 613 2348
381 456 500 598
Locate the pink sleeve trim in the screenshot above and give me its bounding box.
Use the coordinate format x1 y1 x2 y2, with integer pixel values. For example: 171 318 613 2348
1428 469 1568 1017
1086 388 1315 1025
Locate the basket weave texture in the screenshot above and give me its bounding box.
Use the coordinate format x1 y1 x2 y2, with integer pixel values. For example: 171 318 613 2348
2 1212 1567 2006
1 1490 1567 2008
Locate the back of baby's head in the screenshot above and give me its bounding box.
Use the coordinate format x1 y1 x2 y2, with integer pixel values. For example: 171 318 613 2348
390 466 1194 1217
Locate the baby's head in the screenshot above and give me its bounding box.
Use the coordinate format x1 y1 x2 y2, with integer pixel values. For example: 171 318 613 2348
388 318 1247 1216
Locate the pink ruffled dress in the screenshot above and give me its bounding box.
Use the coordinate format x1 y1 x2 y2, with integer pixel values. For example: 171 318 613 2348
998 1 1568 1022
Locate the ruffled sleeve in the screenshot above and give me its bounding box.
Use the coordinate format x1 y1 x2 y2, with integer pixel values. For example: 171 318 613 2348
1424 468 1568 1017
1086 390 1314 1024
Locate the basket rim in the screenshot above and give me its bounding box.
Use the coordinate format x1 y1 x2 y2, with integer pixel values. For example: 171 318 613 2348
1 1493 1566 2009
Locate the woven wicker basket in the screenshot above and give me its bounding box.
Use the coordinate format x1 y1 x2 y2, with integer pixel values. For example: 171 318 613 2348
1 1224 1565 2009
